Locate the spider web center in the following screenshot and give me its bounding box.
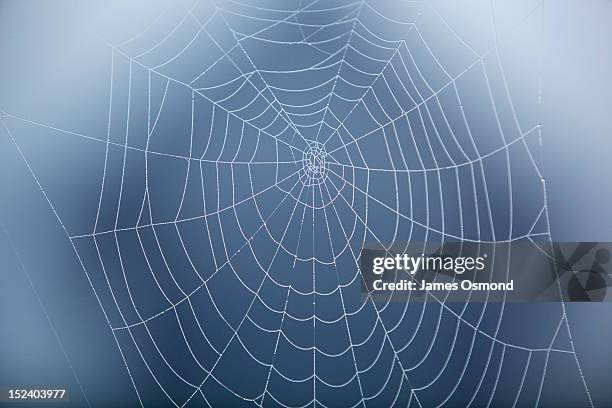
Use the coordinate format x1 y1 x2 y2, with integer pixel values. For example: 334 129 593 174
300 141 328 187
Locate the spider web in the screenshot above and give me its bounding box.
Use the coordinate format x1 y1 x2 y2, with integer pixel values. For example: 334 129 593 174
0 0 595 406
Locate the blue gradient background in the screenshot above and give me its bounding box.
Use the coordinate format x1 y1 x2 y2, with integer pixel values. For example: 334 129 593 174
1 0 611 407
